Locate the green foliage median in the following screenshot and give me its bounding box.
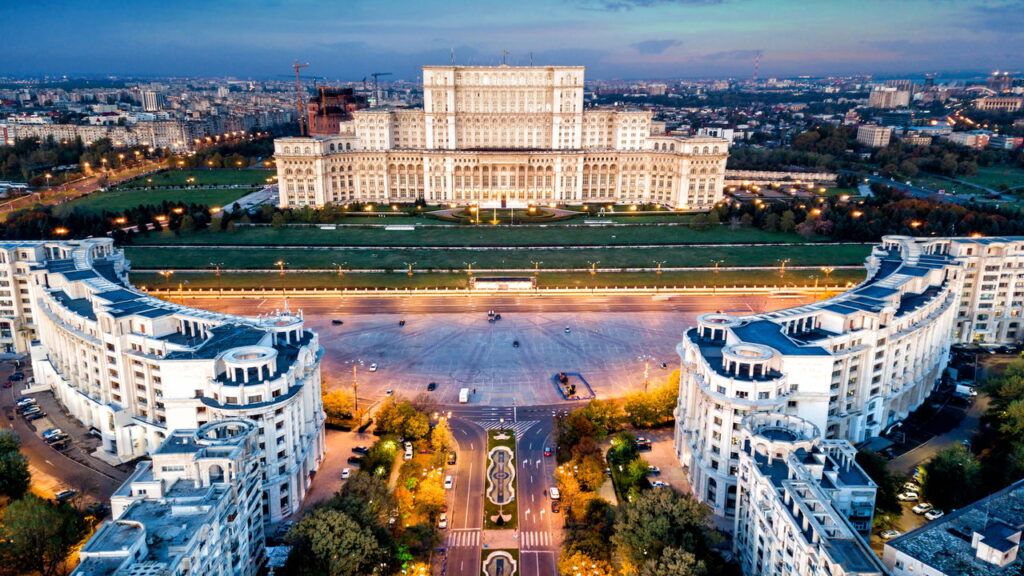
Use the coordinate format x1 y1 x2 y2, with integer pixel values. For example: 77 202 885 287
484 429 518 530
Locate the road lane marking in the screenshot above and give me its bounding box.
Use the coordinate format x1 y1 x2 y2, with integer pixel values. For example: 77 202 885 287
45 459 53 465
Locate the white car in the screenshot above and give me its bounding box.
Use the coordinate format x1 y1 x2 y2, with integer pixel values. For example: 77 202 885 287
549 487 560 500
897 491 919 502
444 475 454 490
901 482 920 493
438 513 448 529
341 468 350 479
369 363 378 372
912 503 933 515
924 509 945 521
879 529 902 540
651 481 670 488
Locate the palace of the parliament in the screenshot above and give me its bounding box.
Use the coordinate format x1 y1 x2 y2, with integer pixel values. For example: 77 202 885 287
273 65 729 209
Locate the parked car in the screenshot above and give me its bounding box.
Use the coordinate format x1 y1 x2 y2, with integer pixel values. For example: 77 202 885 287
10 372 24 381
650 481 670 488
647 466 661 476
512 340 520 348
54 489 77 503
438 512 448 529
26 411 47 421
447 452 457 465
912 503 933 515
897 492 919 502
42 428 63 440
427 382 438 391
352 446 370 455
2 380 11 389
347 456 363 466
369 363 378 372
564 327 571 333
879 529 902 540
551 500 560 513
549 487 560 500
15 397 36 407
45 433 69 445
901 482 920 493
341 468 351 479
444 475 454 490
21 406 41 417
924 509 945 521
331 319 344 325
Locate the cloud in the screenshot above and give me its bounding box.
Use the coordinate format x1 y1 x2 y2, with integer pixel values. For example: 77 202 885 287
959 0 1024 35
700 49 761 60
630 39 682 54
575 0 728 11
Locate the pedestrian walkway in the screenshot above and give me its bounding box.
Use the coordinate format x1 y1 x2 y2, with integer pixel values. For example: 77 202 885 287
472 420 538 436
520 531 553 549
447 529 481 548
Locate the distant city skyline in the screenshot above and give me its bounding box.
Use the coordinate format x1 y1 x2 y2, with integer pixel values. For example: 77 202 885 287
3 0 1023 80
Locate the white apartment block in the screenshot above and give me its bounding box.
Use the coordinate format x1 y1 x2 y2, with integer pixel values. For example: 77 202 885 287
274 65 729 210
676 235 1024 520
884 478 1024 576
856 124 893 148
2 238 323 522
734 414 884 576
868 87 911 109
74 419 266 576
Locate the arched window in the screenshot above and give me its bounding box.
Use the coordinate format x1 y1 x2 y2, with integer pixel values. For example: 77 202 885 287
702 146 710 154
283 146 291 154
712 146 719 154
208 464 225 484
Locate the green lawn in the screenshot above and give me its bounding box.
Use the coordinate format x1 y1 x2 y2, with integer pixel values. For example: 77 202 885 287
131 225 829 248
118 169 275 188
965 166 1024 191
129 268 866 290
123 243 871 271
824 187 859 197
484 430 518 530
54 188 254 217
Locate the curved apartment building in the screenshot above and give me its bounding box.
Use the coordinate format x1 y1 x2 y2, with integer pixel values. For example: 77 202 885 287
7 238 324 522
676 235 1024 519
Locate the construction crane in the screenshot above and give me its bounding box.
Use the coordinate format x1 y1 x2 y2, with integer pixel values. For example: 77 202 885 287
292 61 310 135
369 72 392 106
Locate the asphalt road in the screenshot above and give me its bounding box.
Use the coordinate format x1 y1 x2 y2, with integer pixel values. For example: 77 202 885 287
516 416 558 576
184 293 817 316
447 417 487 576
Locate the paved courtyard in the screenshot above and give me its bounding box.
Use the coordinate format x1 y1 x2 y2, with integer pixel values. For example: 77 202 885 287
313 311 688 406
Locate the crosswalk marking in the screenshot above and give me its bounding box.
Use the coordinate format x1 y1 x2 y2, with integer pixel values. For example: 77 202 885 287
472 420 538 436
521 531 552 549
446 530 480 548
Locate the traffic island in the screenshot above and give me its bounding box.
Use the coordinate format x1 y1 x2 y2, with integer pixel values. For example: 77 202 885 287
484 429 518 530
481 549 520 576
553 372 595 400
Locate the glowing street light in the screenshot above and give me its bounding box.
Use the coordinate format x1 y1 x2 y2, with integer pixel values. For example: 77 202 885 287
463 261 476 276
587 260 600 276
710 259 725 274
653 260 667 275
777 258 790 277
158 270 174 286
275 260 288 276
332 261 347 277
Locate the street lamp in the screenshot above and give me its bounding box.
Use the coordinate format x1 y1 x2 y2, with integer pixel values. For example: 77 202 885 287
332 261 347 277
710 259 724 274
653 260 667 275
44 173 52 188
158 270 174 287
275 260 288 276
821 267 834 281
531 260 543 276
587 260 600 276
463 261 476 276
403 261 416 277
777 258 790 277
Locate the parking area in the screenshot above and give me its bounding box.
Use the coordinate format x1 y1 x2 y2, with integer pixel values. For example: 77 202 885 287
316 311 685 406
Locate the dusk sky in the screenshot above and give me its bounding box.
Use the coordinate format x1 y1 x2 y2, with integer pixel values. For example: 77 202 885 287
3 0 1023 80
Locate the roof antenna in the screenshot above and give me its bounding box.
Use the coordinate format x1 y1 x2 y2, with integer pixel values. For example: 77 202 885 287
451 48 456 65
529 52 534 66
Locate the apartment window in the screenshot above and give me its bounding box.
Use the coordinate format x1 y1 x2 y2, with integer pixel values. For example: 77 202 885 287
735 391 748 399
758 392 770 400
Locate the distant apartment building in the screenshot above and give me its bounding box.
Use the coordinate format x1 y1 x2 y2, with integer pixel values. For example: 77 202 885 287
676 236 1024 521
698 126 736 143
856 124 892 148
947 131 991 149
647 83 668 96
1 120 190 150
4 238 324 522
868 87 910 109
884 477 1024 575
734 414 884 576
987 71 1014 93
73 420 266 576
141 90 160 112
974 96 1023 112
988 135 1024 150
899 133 933 147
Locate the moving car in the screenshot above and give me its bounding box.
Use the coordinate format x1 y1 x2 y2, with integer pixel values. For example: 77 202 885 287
879 529 902 540
512 340 520 348
924 509 945 521
438 513 448 529
447 452 457 465
55 489 77 503
331 319 344 326
369 363 378 372
551 500 560 513
549 487 560 500
427 382 438 391
385 389 394 396
543 446 552 457
912 503 933 515
341 468 351 479
444 475 454 490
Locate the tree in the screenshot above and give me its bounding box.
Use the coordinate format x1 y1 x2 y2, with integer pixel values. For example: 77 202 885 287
899 160 919 178
623 374 679 429
0 430 29 499
639 547 708 576
322 390 354 427
690 213 711 231
779 210 796 233
272 212 286 228
209 215 223 231
856 449 901 515
557 551 616 576
763 212 780 232
923 447 983 511
285 508 385 576
179 214 196 232
0 495 87 576
611 488 713 570
431 418 452 453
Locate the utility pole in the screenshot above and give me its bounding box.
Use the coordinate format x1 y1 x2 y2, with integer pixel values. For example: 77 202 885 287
352 364 359 415
292 62 310 135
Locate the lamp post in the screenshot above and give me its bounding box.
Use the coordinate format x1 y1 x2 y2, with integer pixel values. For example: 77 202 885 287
463 261 476 276
275 260 288 276
211 262 224 297
44 173 52 189
710 259 724 274
587 260 600 276
653 260 667 275
332 261 347 277
403 261 416 277
531 260 543 276
777 258 790 277
158 270 173 288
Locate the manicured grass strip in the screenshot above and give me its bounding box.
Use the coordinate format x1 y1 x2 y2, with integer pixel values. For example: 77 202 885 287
129 269 866 290
483 430 518 531
123 243 872 271
54 188 253 217
118 169 275 188
130 225 827 248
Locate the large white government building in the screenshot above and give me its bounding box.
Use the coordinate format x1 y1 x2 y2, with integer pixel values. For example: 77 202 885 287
273 65 728 209
675 235 1024 574
0 238 324 523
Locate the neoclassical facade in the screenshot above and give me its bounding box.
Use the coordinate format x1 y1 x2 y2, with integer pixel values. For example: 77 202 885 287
274 65 728 209
6 239 324 522
677 235 1024 520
